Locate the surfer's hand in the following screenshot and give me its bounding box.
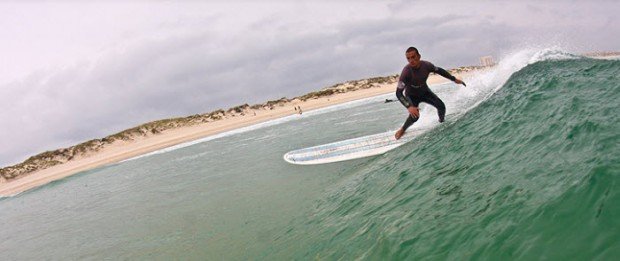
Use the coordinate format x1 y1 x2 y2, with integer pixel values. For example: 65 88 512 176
407 106 419 118
455 78 466 86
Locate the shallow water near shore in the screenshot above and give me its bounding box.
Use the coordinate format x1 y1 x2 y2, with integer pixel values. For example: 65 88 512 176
1 48 619 259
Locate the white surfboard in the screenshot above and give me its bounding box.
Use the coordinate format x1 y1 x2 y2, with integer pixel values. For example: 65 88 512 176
283 130 417 165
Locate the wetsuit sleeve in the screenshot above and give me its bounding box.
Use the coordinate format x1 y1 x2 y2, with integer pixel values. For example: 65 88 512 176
435 67 456 81
426 62 455 81
395 67 413 108
396 81 412 107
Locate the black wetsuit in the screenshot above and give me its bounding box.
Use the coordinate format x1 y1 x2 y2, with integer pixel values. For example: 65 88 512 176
395 61 456 131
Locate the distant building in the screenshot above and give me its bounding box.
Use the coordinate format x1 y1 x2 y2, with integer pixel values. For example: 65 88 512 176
480 56 495 67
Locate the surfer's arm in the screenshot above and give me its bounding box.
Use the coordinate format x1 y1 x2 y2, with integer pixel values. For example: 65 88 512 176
435 67 456 81
396 82 420 118
396 68 414 108
434 66 466 86
396 81 413 108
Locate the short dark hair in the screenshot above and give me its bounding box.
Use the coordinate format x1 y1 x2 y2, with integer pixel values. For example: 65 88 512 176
406 47 419 55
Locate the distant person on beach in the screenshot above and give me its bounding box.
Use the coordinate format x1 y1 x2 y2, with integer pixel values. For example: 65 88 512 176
394 47 466 139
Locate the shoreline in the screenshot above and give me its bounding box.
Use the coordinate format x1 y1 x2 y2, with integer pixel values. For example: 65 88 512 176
0 70 477 197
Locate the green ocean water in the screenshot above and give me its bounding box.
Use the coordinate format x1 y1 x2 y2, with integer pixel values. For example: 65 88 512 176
267 57 620 259
1 50 618 260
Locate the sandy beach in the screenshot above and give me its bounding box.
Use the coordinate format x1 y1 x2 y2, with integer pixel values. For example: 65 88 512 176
0 72 471 197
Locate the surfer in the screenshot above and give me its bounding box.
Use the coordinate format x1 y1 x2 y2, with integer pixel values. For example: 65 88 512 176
394 47 466 139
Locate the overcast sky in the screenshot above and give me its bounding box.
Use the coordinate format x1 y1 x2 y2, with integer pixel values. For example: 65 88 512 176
1 0 619 166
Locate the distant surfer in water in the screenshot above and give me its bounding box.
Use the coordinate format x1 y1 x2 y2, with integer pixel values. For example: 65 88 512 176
394 47 466 139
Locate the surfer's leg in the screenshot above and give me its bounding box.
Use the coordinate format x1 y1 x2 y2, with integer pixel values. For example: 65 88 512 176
396 115 418 139
396 116 416 140
402 115 418 131
402 95 421 131
396 96 420 139
422 91 446 122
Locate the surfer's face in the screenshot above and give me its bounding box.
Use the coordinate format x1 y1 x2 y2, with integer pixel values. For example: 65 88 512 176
406 51 421 68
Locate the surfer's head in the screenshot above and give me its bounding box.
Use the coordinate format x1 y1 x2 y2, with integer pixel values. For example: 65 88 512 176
406 47 421 68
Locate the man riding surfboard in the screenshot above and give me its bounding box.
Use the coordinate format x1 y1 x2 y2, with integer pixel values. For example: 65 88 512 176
395 47 466 139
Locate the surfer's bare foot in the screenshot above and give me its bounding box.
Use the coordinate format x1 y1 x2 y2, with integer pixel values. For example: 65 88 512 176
395 128 405 140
